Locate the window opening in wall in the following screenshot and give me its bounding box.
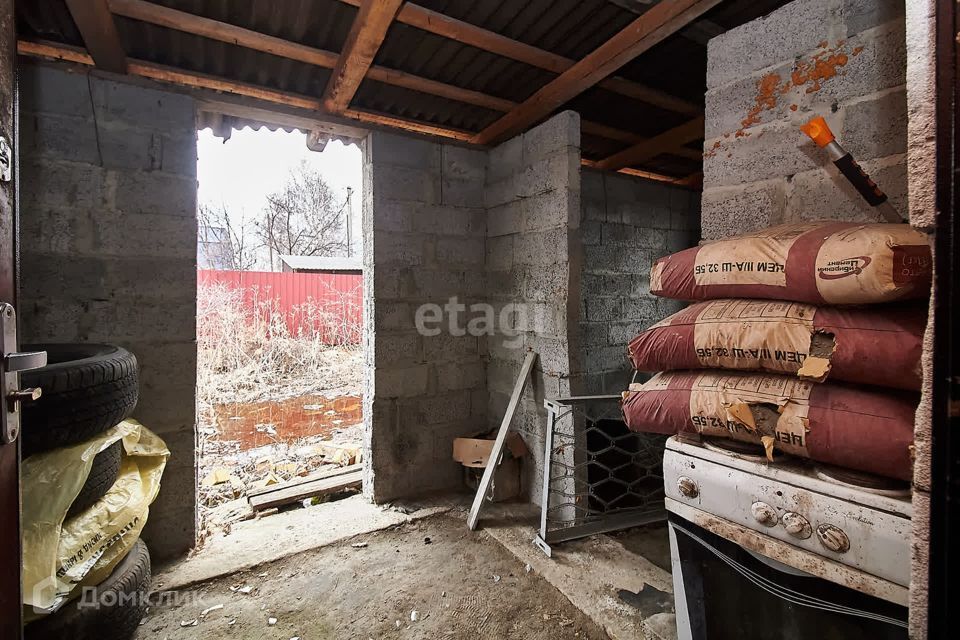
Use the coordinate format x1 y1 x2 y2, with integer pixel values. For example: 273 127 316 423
194 126 364 537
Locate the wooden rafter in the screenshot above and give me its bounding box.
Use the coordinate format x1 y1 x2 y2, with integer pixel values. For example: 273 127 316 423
596 116 705 171
474 0 722 145
337 0 700 117
65 0 127 73
322 0 403 114
19 39 693 185
107 0 699 157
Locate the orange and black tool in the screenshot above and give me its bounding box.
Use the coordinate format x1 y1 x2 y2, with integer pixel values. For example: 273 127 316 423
801 116 905 223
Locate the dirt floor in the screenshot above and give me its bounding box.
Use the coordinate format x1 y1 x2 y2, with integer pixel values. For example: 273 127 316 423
137 513 609 640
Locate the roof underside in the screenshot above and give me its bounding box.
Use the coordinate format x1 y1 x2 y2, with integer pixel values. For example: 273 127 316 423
17 0 791 180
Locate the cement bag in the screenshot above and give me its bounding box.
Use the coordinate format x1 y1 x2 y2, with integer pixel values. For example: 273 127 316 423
628 299 925 390
650 222 931 305
621 371 916 480
22 420 168 618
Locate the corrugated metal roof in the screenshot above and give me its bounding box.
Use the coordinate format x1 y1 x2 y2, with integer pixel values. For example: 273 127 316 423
16 0 793 178
280 255 363 272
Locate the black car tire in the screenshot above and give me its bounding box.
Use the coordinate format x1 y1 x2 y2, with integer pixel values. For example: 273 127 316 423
25 538 151 640
21 344 138 456
66 440 123 519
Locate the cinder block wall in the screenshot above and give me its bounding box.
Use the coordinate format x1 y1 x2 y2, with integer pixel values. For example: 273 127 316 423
19 62 198 561
579 169 699 394
362 131 489 501
702 0 906 240
484 112 583 504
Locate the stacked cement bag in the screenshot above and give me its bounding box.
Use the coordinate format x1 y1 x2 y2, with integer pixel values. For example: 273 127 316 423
621 222 931 481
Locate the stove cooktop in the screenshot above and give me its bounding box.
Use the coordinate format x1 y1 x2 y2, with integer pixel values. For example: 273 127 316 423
663 436 912 605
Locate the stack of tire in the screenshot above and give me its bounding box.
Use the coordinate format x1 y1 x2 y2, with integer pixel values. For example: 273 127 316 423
22 344 151 640
621 221 932 482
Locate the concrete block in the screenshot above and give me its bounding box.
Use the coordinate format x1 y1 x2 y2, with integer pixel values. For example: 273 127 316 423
584 243 651 275
374 332 421 365
700 180 787 240
484 175 520 209
522 110 580 165
441 176 484 208
487 200 524 237
665 229 696 254
580 220 602 245
631 276 652 298
22 296 197 343
521 189 569 233
618 201 672 230
513 228 566 266
670 206 700 233
95 123 163 171
90 74 195 131
21 63 96 118
92 211 197 259
582 273 632 297
21 160 104 210
586 296 621 322
516 152 578 200
703 122 821 188
607 320 647 346
524 334 570 375
485 236 514 271
375 302 414 331
486 135 522 184
20 112 101 164
840 89 907 159
423 334 479 361
486 334 527 365
486 269 524 299
161 133 199 178
622 297 659 322
785 157 907 222
812 21 907 104
842 0 905 37
580 322 609 347
524 263 570 302
112 170 198 218
371 130 440 170
435 236 484 266
706 0 845 90
373 165 440 203
582 345 627 376
375 365 431 397
437 360 486 391
373 199 415 232
20 207 88 257
442 145 485 181
407 391 473 426
411 269 464 299
373 230 425 266
411 205 474 236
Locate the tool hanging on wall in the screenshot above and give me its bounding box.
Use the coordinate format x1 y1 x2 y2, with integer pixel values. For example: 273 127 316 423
800 116 906 223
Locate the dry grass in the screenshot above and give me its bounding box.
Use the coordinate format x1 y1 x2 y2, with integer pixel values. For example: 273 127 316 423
196 281 364 405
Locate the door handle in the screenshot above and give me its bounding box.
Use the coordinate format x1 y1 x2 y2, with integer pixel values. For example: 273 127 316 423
0 304 47 443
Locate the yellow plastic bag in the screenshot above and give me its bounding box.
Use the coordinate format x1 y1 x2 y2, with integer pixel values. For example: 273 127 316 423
22 420 169 618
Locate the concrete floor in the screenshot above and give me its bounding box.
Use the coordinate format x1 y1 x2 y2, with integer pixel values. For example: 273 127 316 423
145 495 677 639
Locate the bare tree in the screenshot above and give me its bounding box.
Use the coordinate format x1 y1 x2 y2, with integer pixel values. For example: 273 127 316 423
198 203 260 271
257 162 348 269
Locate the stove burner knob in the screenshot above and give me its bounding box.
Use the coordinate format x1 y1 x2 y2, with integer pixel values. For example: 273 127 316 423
781 512 812 539
816 524 850 553
677 476 699 498
751 501 778 526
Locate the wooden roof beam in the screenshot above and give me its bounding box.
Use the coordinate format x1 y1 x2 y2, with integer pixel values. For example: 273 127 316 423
596 116 705 171
65 0 127 73
474 0 723 145
107 1 699 157
337 0 700 117
322 0 404 114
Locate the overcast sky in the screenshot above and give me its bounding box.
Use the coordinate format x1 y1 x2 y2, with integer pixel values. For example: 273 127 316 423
196 127 364 262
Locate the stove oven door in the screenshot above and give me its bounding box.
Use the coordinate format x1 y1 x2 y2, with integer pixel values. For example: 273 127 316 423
668 515 908 640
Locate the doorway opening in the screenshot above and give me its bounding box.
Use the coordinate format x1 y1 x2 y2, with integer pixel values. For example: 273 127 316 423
193 126 365 539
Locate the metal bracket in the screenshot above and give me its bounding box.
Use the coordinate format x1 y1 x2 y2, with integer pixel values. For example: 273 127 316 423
0 136 11 182
0 304 46 444
533 535 552 558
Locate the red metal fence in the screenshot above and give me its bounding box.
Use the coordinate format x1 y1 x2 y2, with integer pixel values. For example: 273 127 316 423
197 270 363 343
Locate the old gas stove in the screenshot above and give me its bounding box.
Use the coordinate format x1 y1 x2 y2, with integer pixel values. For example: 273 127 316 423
663 436 910 639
